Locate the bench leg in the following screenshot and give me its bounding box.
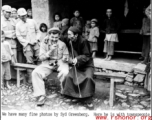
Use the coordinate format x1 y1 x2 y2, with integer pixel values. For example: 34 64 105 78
109 78 115 108
17 69 20 87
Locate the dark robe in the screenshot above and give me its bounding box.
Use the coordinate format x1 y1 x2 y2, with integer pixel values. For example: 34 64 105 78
62 36 95 98
60 25 69 42
70 17 84 33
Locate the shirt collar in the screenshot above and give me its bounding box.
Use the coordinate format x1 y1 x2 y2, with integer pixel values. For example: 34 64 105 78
21 19 28 23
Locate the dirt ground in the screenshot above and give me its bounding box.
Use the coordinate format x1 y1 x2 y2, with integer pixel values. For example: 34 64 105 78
1 75 151 111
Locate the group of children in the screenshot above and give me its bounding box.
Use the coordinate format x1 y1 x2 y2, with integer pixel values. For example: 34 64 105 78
52 11 100 58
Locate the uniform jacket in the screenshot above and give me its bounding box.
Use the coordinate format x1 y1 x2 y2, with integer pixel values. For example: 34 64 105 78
39 37 69 66
16 18 39 51
1 16 16 48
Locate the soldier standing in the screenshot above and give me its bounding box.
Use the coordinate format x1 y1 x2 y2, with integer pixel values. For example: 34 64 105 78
16 8 39 83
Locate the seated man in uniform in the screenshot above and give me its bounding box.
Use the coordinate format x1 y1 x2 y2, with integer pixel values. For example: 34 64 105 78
31 27 69 105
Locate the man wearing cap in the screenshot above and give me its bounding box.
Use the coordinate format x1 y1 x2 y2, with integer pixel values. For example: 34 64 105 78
1 5 17 62
16 8 39 83
1 5 9 17
11 8 20 24
61 26 95 105
31 27 69 105
16 8 39 64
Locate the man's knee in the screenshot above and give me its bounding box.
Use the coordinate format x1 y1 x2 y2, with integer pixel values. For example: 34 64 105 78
32 68 40 77
25 51 34 63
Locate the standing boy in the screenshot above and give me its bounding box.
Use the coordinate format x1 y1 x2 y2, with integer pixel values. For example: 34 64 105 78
1 30 15 89
70 10 84 33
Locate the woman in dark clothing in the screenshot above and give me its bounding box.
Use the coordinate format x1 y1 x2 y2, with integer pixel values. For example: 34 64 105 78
61 26 95 99
102 9 120 61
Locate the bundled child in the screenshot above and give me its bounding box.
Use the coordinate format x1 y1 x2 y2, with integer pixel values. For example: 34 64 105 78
38 23 48 43
88 19 100 58
53 13 62 30
60 18 69 42
1 30 15 89
83 20 91 40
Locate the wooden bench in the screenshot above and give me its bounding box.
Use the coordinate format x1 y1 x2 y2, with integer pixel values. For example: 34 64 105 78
94 72 126 108
13 63 37 87
13 63 126 108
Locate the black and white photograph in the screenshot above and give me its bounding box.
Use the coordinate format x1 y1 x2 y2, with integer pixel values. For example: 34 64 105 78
1 0 151 119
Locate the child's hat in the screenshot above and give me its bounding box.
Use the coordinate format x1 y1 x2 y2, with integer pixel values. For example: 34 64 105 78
91 19 98 23
62 18 69 25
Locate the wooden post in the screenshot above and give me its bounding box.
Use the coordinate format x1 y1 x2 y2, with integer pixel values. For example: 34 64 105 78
31 0 52 28
17 69 20 87
109 78 115 108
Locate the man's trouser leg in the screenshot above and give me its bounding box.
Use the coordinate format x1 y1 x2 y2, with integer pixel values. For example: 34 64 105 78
24 45 34 83
33 43 40 65
32 65 53 97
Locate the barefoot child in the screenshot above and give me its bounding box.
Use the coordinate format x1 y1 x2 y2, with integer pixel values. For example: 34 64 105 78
88 19 100 58
1 30 15 89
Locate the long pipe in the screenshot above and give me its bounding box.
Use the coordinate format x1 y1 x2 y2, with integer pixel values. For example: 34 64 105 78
69 40 82 98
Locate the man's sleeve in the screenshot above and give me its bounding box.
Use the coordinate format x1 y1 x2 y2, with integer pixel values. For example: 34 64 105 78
76 40 91 66
16 23 29 48
33 20 40 42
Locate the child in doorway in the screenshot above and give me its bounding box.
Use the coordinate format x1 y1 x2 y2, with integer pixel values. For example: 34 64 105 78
1 30 15 89
38 23 48 43
88 19 100 58
53 13 62 30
